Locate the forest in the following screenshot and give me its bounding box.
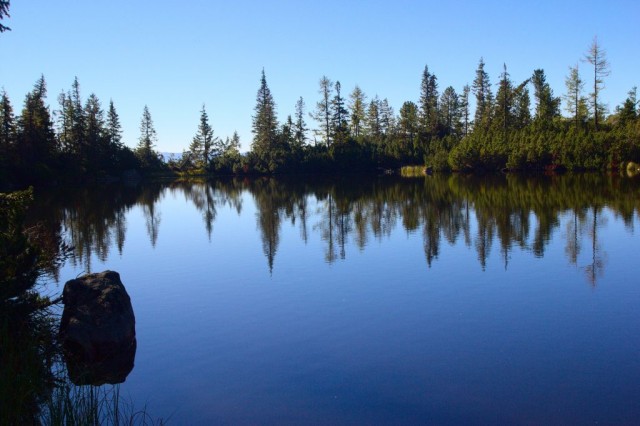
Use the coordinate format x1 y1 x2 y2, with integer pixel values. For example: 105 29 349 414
1 38 640 187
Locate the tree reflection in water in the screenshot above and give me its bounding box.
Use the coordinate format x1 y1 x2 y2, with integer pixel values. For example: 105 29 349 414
29 174 640 286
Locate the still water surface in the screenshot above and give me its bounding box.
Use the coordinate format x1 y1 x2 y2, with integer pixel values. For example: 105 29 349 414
36 174 640 424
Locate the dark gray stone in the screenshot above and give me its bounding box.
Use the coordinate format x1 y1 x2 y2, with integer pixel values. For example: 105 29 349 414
60 270 136 385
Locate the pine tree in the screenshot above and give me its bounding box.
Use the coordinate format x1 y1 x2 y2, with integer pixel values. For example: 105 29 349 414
56 91 74 152
398 101 419 148
84 93 106 169
190 104 218 166
251 69 279 168
583 36 610 130
69 77 86 158
532 69 560 124
493 64 514 135
419 65 439 135
564 64 588 128
616 87 637 126
331 81 349 144
0 89 16 153
293 96 308 148
0 89 15 178
106 99 123 149
228 130 241 155
439 86 460 136
472 58 493 129
513 86 531 129
365 96 381 141
16 76 56 179
0 0 10 33
349 86 367 138
379 98 395 137
459 85 471 136
137 105 158 167
311 76 333 146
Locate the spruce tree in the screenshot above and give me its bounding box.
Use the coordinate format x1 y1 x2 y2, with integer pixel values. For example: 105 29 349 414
349 86 367 139
0 0 10 33
137 105 158 168
459 85 471 136
311 76 333 146
191 104 218 166
251 69 279 168
331 81 349 144
16 76 55 179
419 65 439 136
0 89 15 178
106 100 123 149
532 69 560 124
564 64 588 128
365 96 381 142
439 86 460 136
0 89 15 153
293 96 308 148
84 93 106 169
472 58 493 129
379 98 395 137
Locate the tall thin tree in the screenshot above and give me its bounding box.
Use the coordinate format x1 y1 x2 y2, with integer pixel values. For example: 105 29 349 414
583 36 610 130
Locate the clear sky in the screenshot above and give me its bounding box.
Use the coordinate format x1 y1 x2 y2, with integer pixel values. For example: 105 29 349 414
1 0 638 153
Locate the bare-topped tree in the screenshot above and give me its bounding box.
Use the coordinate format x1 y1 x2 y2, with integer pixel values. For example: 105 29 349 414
583 36 611 130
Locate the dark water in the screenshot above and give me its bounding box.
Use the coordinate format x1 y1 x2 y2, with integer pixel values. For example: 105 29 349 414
33 174 640 424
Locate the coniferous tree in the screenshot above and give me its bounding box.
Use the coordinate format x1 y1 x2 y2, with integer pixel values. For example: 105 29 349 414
532 69 560 124
419 65 439 136
0 0 10 33
439 86 460 136
398 101 419 150
472 58 493 129
55 89 75 155
379 98 395 137
365 96 381 142
616 87 637 126
84 93 106 170
564 64 588 128
459 85 471 136
69 77 86 159
0 89 15 152
311 76 333 146
331 81 349 144
16 76 55 180
349 86 367 139
494 64 514 136
293 96 308 148
513 85 531 129
190 104 218 167
228 130 241 155
583 36 610 130
106 99 123 149
0 89 15 178
137 105 158 168
251 69 279 169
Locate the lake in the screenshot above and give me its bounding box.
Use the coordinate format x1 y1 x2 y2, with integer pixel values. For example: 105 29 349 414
32 174 640 424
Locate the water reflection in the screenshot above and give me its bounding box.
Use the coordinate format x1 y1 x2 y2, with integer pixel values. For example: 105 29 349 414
30 174 640 286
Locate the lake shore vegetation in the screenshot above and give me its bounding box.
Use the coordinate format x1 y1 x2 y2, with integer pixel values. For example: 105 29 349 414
1 38 639 189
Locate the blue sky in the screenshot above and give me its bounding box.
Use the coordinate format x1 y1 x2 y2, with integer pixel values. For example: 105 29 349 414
1 0 638 153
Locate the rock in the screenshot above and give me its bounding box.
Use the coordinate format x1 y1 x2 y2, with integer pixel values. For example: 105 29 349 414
59 270 136 386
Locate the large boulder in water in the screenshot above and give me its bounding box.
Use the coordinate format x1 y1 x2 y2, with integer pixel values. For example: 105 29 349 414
60 270 136 385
